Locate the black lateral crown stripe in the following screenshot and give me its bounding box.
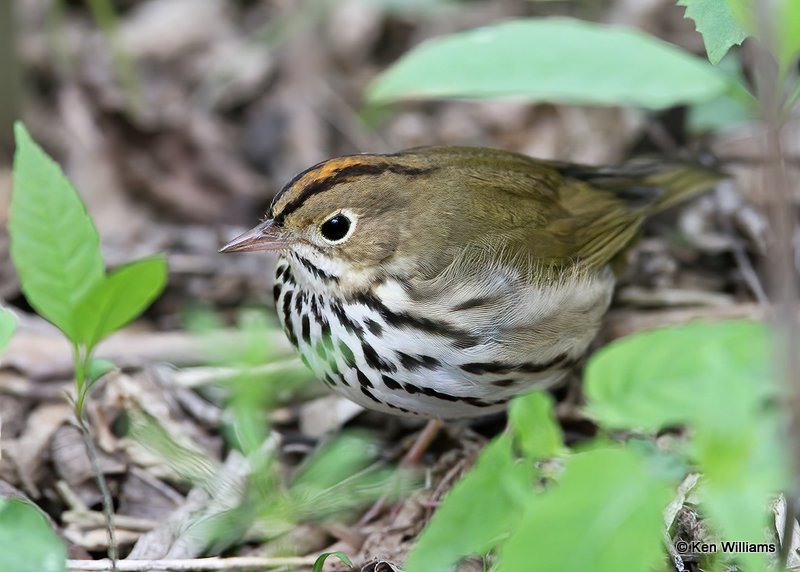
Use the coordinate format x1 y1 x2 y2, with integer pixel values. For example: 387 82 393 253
272 161 437 223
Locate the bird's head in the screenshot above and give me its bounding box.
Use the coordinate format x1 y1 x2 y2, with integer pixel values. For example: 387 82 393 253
220 152 447 291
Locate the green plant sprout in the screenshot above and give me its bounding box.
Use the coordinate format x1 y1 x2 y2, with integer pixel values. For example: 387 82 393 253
10 123 167 417
313 551 354 572
8 123 168 567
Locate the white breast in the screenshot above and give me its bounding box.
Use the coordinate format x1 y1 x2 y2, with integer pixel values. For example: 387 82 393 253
274 253 614 419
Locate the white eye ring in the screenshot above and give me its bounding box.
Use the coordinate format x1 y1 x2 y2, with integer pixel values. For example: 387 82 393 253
318 209 358 244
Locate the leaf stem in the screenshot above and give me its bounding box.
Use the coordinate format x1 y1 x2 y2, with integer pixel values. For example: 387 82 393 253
73 343 87 416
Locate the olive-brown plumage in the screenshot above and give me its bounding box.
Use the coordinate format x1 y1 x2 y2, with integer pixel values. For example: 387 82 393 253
222 146 720 418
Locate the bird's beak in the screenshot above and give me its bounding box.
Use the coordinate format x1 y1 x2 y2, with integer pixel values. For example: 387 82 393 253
219 219 290 253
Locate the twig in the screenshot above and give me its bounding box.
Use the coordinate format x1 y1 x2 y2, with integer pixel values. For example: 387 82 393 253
713 183 769 304
66 556 319 571
56 480 90 512
644 118 680 156
62 509 157 532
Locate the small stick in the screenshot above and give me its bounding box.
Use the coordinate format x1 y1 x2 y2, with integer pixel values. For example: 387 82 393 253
66 556 318 571
56 480 90 512
62 510 157 533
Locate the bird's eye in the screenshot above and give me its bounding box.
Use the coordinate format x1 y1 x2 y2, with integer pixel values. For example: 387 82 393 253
319 214 352 243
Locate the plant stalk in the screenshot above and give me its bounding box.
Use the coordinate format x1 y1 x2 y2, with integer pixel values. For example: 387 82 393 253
73 343 118 570
750 13 800 568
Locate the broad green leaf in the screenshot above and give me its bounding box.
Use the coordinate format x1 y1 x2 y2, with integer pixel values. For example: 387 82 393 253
73 255 167 348
9 123 105 340
368 18 731 109
678 0 748 64
0 307 17 352
313 551 353 572
405 434 534 572
508 391 564 460
498 447 673 572
694 416 785 572
0 499 67 572
584 321 771 432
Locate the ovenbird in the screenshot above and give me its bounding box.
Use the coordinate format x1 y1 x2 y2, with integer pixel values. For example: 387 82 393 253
221 146 718 419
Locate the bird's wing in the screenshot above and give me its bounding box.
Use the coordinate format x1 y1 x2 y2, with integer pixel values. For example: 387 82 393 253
398 146 719 274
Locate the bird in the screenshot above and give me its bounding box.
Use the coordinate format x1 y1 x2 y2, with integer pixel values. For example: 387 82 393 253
221 145 719 420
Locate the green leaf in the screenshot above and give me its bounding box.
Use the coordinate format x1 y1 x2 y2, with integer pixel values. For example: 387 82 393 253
585 320 785 571
9 123 105 340
367 18 731 109
725 0 752 29
287 432 406 520
87 358 116 383
0 306 17 352
689 360 785 571
313 551 353 572
687 54 757 132
694 415 785 572
678 0 749 64
498 447 673 572
777 0 800 71
688 92 756 131
72 255 167 348
405 434 534 572
508 391 564 460
0 499 67 572
723 0 800 72
584 321 771 432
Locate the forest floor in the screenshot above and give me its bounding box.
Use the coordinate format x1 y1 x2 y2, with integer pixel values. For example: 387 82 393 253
0 0 795 570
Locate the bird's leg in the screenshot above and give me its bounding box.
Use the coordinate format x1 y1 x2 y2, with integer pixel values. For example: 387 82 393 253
400 418 443 467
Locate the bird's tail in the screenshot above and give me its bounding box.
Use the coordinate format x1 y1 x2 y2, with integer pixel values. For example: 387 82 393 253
559 157 723 213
